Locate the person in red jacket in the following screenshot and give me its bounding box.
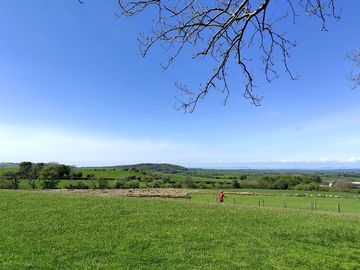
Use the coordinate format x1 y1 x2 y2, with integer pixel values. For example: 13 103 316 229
218 190 226 203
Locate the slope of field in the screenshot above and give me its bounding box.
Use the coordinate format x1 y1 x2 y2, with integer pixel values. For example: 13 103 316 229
84 163 188 174
0 190 359 269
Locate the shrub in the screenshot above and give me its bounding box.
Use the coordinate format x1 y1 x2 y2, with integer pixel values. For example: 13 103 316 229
114 179 125 189
214 182 224 190
183 177 196 188
139 182 147 189
173 182 182 188
89 180 97 189
164 183 172 188
97 178 109 189
198 183 207 189
3 171 21 189
152 180 163 188
41 179 60 189
125 180 140 189
231 180 240 189
162 176 171 183
0 179 12 189
294 182 319 191
239 175 247 180
65 181 89 189
146 182 154 188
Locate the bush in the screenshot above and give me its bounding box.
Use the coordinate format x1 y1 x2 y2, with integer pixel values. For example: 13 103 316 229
0 179 12 189
146 182 154 188
239 175 247 180
125 180 140 189
294 182 319 191
164 183 172 188
65 181 89 189
152 180 163 188
97 178 109 189
2 171 21 189
173 182 182 188
41 179 60 189
198 183 207 189
114 179 125 189
139 182 147 189
183 177 196 188
231 180 240 189
214 182 224 190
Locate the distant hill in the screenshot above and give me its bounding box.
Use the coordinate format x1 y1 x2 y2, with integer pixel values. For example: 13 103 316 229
0 162 18 168
89 163 188 174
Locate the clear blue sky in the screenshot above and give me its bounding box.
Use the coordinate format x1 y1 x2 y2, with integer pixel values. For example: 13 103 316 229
0 0 359 168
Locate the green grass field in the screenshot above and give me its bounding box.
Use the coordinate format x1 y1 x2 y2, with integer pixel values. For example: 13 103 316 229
1 190 359 269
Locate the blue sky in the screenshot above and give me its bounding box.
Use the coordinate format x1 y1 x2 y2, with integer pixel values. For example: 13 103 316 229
0 0 360 168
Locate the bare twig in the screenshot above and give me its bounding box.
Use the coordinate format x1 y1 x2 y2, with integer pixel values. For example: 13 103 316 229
346 48 360 89
117 0 340 112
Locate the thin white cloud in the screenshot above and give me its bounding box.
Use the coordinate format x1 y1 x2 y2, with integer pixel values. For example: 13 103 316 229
1 114 360 168
0 123 196 166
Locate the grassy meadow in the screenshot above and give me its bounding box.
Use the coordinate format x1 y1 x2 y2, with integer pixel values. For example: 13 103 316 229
0 190 359 269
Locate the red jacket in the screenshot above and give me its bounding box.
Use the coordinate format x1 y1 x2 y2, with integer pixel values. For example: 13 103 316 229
218 192 225 201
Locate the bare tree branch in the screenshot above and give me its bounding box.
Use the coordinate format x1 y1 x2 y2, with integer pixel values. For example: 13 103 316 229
346 48 360 89
116 0 340 112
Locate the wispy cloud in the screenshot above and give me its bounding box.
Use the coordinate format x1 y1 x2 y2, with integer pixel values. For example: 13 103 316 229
0 123 196 166
1 105 360 169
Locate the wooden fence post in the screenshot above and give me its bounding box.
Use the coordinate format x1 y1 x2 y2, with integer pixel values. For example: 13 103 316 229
337 204 341 213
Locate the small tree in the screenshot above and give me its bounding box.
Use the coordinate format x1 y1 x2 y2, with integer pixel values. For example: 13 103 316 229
28 178 37 190
39 165 60 189
183 177 196 188
19 161 37 189
19 162 33 179
3 171 21 189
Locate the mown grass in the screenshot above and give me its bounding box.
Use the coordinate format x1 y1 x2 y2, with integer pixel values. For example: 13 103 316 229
0 190 359 270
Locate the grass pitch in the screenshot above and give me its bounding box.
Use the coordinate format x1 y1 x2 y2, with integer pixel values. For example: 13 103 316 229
0 190 359 269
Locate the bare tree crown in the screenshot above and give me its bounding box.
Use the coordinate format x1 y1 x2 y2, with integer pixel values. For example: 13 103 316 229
346 48 360 89
94 1 342 112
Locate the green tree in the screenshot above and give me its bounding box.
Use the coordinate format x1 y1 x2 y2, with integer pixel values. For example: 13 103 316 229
3 171 21 189
39 165 60 189
19 162 33 179
183 177 196 189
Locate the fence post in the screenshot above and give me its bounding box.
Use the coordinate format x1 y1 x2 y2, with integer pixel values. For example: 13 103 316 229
337 204 341 213
314 201 317 211
258 199 261 207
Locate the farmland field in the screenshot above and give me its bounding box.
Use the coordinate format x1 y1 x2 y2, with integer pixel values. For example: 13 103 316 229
0 190 359 269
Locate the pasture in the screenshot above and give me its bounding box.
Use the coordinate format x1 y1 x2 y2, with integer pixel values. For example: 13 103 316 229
0 190 359 269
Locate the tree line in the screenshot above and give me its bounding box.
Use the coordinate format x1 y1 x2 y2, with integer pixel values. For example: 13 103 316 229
0 162 82 189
